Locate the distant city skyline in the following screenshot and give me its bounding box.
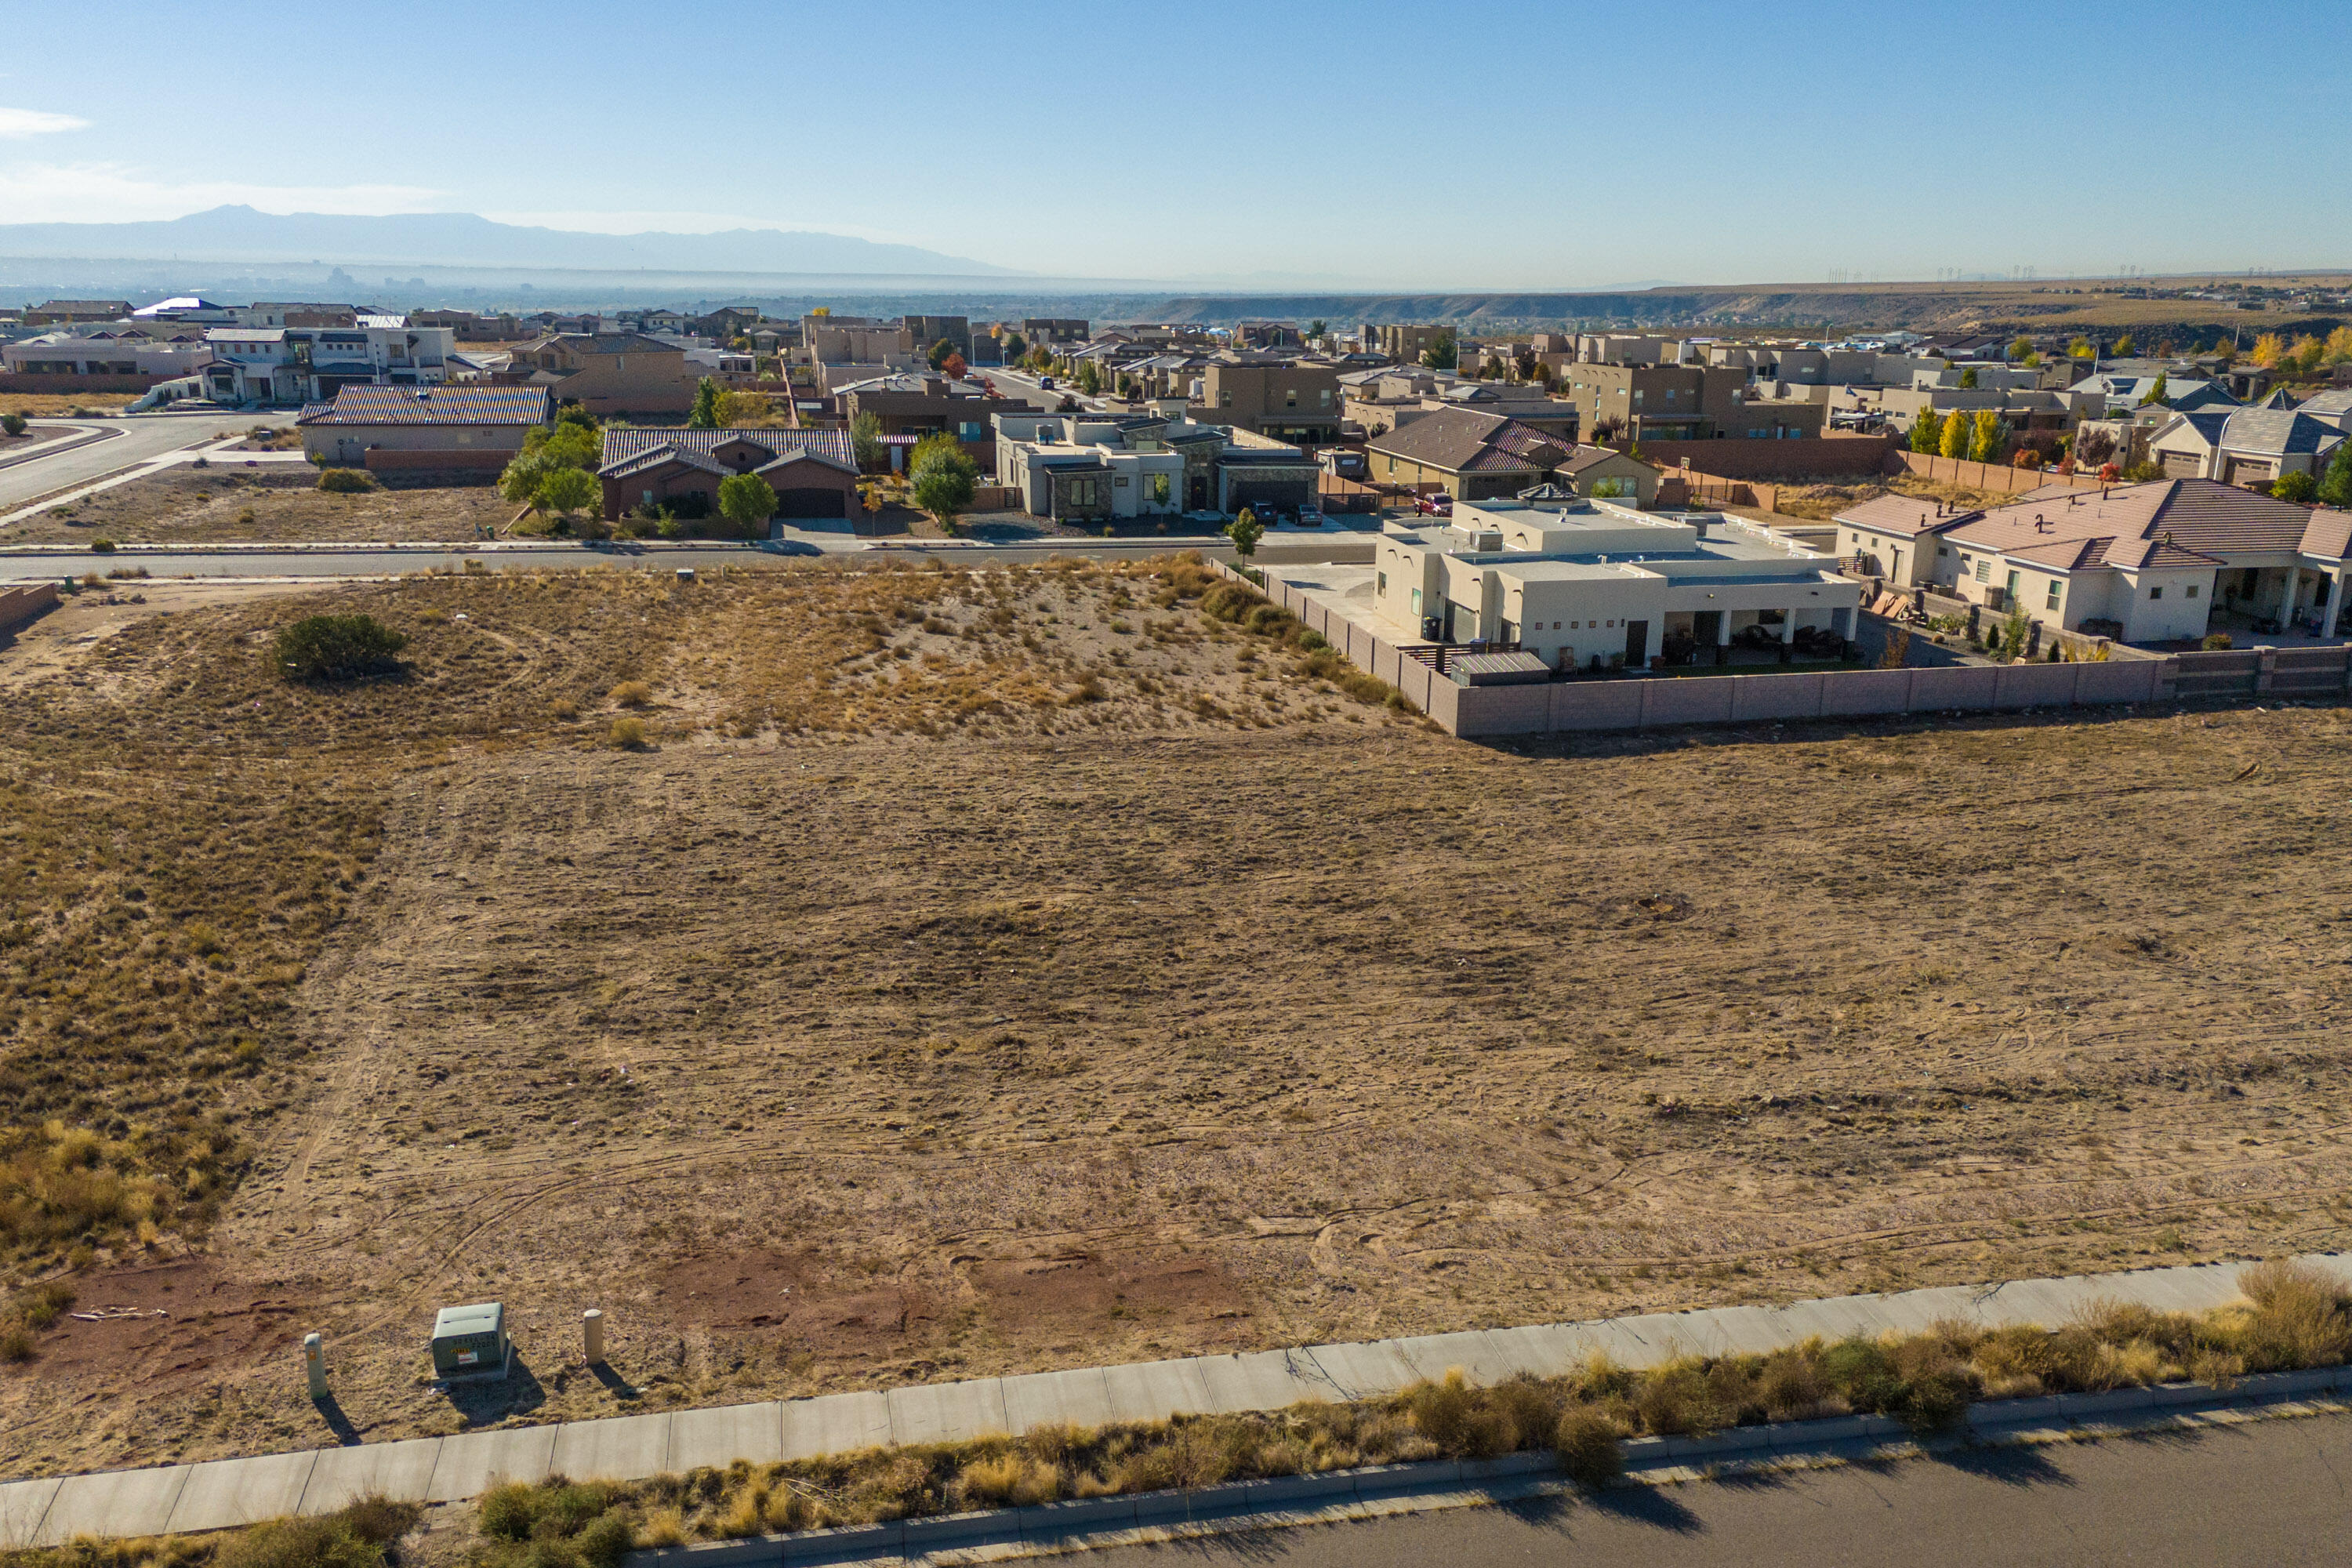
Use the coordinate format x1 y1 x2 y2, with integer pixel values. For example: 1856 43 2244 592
2 0 2346 289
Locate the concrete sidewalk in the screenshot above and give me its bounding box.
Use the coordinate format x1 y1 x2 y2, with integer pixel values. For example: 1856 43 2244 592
2 1253 2336 1547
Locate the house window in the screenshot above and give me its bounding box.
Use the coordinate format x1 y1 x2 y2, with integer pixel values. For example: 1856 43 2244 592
1377 572 1388 594
2045 580 2061 610
2186 584 2199 598
2150 586 2163 600
1410 588 1422 613
1973 559 1991 583
1285 390 1298 408
1149 473 1169 504
1220 390 1232 407
1939 545 1951 557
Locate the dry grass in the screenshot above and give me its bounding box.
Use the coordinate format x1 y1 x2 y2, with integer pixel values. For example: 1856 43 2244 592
1770 472 2011 522
5 557 2352 1476
0 393 139 416
0 469 510 544
459 1264 2352 1544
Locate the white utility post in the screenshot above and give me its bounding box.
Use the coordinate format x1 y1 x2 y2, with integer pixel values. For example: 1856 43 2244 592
583 1308 605 1365
303 1332 327 1399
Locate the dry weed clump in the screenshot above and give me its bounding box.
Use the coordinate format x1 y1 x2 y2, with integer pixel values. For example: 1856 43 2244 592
473 1268 2352 1547
0 1497 418 1568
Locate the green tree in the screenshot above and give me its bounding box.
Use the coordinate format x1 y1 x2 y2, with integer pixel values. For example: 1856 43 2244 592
1225 506 1265 565
909 433 978 528
273 614 407 682
2138 372 2169 407
927 338 958 371
688 377 722 428
2008 336 2034 361
536 465 597 521
2314 443 2352 507
1910 408 1944 455
1420 329 1457 371
1000 331 1026 359
2111 332 2135 357
2272 470 2318 503
2067 336 2095 359
1958 367 1979 389
850 411 885 470
2020 350 2042 367
1938 408 1970 459
717 472 779 537
555 403 598 434
1307 319 1327 339
1075 359 1103 395
1969 408 2007 464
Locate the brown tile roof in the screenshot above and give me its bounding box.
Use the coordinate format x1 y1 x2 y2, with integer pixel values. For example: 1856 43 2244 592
1559 443 1653 476
1833 492 1981 537
2299 508 2352 561
296 385 552 426
1944 478 2321 572
1367 408 1569 475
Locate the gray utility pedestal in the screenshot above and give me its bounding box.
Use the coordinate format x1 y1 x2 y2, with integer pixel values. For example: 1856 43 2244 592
431 1302 512 1382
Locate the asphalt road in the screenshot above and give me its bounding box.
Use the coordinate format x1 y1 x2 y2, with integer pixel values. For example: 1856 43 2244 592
0 411 296 512
0 535 1376 582
1084 1414 2352 1567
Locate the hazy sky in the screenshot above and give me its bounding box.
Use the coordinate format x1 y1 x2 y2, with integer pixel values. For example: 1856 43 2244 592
3 0 2347 289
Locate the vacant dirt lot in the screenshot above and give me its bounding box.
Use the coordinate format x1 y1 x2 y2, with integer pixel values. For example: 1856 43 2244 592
2 467 510 544
3 558 2351 1476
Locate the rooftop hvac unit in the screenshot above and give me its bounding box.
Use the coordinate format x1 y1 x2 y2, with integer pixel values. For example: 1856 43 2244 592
431 1301 512 1381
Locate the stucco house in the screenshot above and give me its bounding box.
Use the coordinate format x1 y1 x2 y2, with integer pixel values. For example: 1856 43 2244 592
1372 497 1861 670
2147 408 2345 488
597 427 859 522
1837 478 2352 640
295 384 551 468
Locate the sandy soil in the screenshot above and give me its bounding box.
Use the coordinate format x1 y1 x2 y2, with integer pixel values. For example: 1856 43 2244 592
0 394 138 416
3 563 2350 1475
1 468 510 544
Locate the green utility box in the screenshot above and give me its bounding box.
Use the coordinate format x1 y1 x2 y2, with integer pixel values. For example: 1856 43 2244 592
430 1301 510 1381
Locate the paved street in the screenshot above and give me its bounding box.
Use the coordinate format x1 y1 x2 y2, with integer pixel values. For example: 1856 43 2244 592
1086 1410 2352 1568
0 411 297 514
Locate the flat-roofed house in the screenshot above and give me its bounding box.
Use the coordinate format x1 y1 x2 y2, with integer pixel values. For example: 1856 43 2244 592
1372 497 1862 670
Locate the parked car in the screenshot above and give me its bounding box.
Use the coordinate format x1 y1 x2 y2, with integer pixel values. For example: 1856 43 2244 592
1038 376 1056 390
1414 492 1454 516
1295 504 1325 527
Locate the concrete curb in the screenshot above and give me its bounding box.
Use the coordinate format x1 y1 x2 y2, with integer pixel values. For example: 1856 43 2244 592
0 425 115 473
625 1369 2352 1566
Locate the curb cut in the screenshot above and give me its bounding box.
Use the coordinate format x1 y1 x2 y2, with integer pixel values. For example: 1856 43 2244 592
627 1366 2352 1566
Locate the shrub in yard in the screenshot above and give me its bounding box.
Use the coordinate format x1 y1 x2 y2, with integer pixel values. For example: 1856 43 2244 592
2202 633 2233 651
272 614 408 681
89 538 115 553
2270 470 2317 503
1 412 27 436
317 466 376 493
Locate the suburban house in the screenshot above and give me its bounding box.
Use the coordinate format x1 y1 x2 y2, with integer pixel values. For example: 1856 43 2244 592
2147 407 2346 488
294 384 553 470
1373 324 1453 362
899 314 971 360
1192 357 1345 442
198 317 455 405
1022 318 1089 345
3 329 213 385
1559 360 1824 441
993 410 1317 521
804 318 908 365
1364 408 1601 501
1836 478 2352 641
596 427 860 523
1370 498 1862 670
21 299 132 325
837 373 1029 464
498 332 699 418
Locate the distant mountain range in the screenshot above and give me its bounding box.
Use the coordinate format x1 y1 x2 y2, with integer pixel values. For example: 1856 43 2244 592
0 205 1018 278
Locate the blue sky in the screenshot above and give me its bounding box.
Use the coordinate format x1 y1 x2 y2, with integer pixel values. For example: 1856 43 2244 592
2 0 2346 288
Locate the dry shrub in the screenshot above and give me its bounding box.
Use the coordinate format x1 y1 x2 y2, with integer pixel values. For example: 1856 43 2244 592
1754 1342 1837 1421
609 717 648 749
1632 1360 1725 1437
608 680 652 707
956 1451 1063 1508
1972 1324 2056 1396
1555 1407 1624 1487
2236 1259 2352 1371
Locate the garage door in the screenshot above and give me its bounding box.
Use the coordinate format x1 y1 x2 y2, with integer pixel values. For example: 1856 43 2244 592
775 487 848 518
